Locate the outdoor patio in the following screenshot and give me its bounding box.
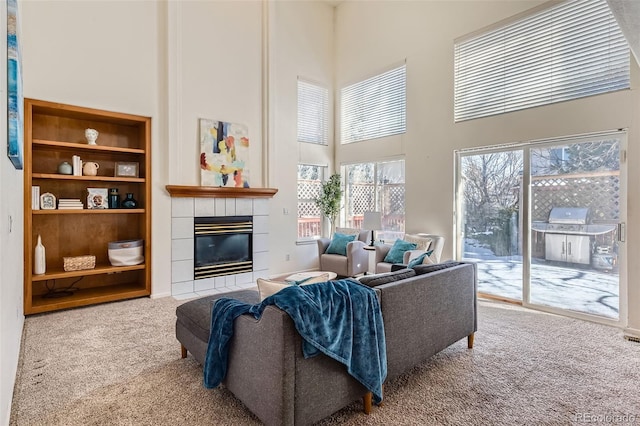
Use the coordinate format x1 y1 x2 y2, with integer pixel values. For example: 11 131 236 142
464 243 619 319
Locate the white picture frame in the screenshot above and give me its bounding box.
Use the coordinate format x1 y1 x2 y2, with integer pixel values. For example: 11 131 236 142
87 188 108 209
40 192 56 210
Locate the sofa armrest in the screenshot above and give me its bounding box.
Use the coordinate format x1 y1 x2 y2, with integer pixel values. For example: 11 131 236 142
347 240 366 257
317 238 330 256
376 262 477 382
226 306 298 425
346 240 368 275
374 244 391 264
226 305 369 425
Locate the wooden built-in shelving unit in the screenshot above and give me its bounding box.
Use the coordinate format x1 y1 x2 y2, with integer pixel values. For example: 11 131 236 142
23 98 152 314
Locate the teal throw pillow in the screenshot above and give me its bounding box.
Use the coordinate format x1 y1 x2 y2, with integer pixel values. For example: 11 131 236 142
383 239 417 264
407 250 434 268
325 233 356 256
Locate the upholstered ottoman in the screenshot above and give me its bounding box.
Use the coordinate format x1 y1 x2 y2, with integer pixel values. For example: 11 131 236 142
176 290 259 364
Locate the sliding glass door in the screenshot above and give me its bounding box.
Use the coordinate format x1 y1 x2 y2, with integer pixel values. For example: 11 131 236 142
456 132 625 322
458 150 524 301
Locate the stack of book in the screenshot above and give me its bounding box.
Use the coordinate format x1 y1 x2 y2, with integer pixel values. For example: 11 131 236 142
57 199 84 210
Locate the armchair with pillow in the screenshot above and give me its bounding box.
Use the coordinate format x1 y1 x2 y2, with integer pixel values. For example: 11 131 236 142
374 233 445 273
316 228 370 277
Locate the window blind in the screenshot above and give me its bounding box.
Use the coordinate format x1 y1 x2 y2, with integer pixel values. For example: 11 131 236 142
297 79 329 145
454 0 629 122
340 64 406 144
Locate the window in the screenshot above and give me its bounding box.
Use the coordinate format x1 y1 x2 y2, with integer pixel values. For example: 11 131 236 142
340 64 406 144
297 164 327 240
297 79 329 145
342 159 405 241
454 0 629 122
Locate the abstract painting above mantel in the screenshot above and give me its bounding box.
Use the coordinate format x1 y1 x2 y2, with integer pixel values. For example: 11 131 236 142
200 118 250 188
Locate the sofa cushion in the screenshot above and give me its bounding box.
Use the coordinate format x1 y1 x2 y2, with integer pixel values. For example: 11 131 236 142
412 261 464 276
257 273 331 301
325 233 356 256
357 268 416 288
383 239 417 264
176 290 260 342
404 234 432 251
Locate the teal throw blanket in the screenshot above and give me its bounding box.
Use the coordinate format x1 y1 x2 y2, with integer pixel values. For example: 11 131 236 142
203 279 387 403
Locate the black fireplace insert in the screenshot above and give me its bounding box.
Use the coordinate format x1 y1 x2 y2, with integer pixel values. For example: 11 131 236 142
194 216 253 280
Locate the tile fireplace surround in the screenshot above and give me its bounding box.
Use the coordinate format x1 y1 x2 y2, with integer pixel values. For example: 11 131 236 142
167 186 277 299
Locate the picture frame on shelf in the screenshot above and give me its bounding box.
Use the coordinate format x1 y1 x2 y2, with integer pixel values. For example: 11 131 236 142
115 162 139 178
87 188 108 209
40 192 56 210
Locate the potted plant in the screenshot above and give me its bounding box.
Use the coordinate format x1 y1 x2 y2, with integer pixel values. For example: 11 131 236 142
315 173 343 237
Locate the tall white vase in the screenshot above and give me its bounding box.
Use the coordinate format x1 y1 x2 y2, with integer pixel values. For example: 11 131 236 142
34 234 46 275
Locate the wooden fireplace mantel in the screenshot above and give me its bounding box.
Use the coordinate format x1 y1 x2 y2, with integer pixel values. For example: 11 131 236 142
165 185 278 199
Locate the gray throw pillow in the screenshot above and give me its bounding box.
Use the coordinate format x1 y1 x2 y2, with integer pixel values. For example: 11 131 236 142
358 268 416 287
412 261 463 275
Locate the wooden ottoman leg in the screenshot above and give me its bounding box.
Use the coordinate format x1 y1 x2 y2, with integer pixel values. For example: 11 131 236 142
363 392 372 414
181 344 187 359
468 333 475 349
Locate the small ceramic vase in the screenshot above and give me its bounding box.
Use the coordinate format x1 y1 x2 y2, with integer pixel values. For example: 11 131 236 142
57 161 73 175
34 235 46 275
82 161 100 176
85 128 99 145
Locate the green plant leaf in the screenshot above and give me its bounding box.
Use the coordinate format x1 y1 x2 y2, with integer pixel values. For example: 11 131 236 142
314 173 343 225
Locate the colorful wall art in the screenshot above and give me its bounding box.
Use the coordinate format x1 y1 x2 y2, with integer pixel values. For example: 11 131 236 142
200 119 250 188
7 0 23 169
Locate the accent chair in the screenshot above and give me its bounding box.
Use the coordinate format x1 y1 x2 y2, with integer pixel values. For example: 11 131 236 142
316 228 370 277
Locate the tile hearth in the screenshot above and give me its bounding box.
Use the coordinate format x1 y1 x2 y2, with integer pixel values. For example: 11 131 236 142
170 197 269 299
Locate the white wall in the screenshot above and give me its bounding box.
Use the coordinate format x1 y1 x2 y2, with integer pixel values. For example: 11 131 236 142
0 0 24 422
269 0 334 274
334 0 640 333
167 1 263 187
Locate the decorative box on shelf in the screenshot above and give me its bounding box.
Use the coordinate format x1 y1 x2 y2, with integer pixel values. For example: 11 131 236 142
63 255 96 272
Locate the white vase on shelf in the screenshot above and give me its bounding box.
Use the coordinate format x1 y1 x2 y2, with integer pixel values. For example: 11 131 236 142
34 235 46 275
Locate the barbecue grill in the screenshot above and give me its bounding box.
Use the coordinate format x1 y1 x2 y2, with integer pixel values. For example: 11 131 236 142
531 207 616 266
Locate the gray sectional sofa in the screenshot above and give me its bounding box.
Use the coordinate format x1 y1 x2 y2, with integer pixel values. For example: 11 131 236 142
176 261 477 425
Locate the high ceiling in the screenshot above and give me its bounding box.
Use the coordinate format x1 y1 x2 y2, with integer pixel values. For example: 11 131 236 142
321 0 638 66
607 0 640 66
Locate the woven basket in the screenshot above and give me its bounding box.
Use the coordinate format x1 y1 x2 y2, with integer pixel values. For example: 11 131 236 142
63 255 96 272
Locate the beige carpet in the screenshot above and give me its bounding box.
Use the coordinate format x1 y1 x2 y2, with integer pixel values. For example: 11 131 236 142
10 296 640 425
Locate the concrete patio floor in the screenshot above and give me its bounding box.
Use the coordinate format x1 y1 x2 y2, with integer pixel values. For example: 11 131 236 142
463 243 619 319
